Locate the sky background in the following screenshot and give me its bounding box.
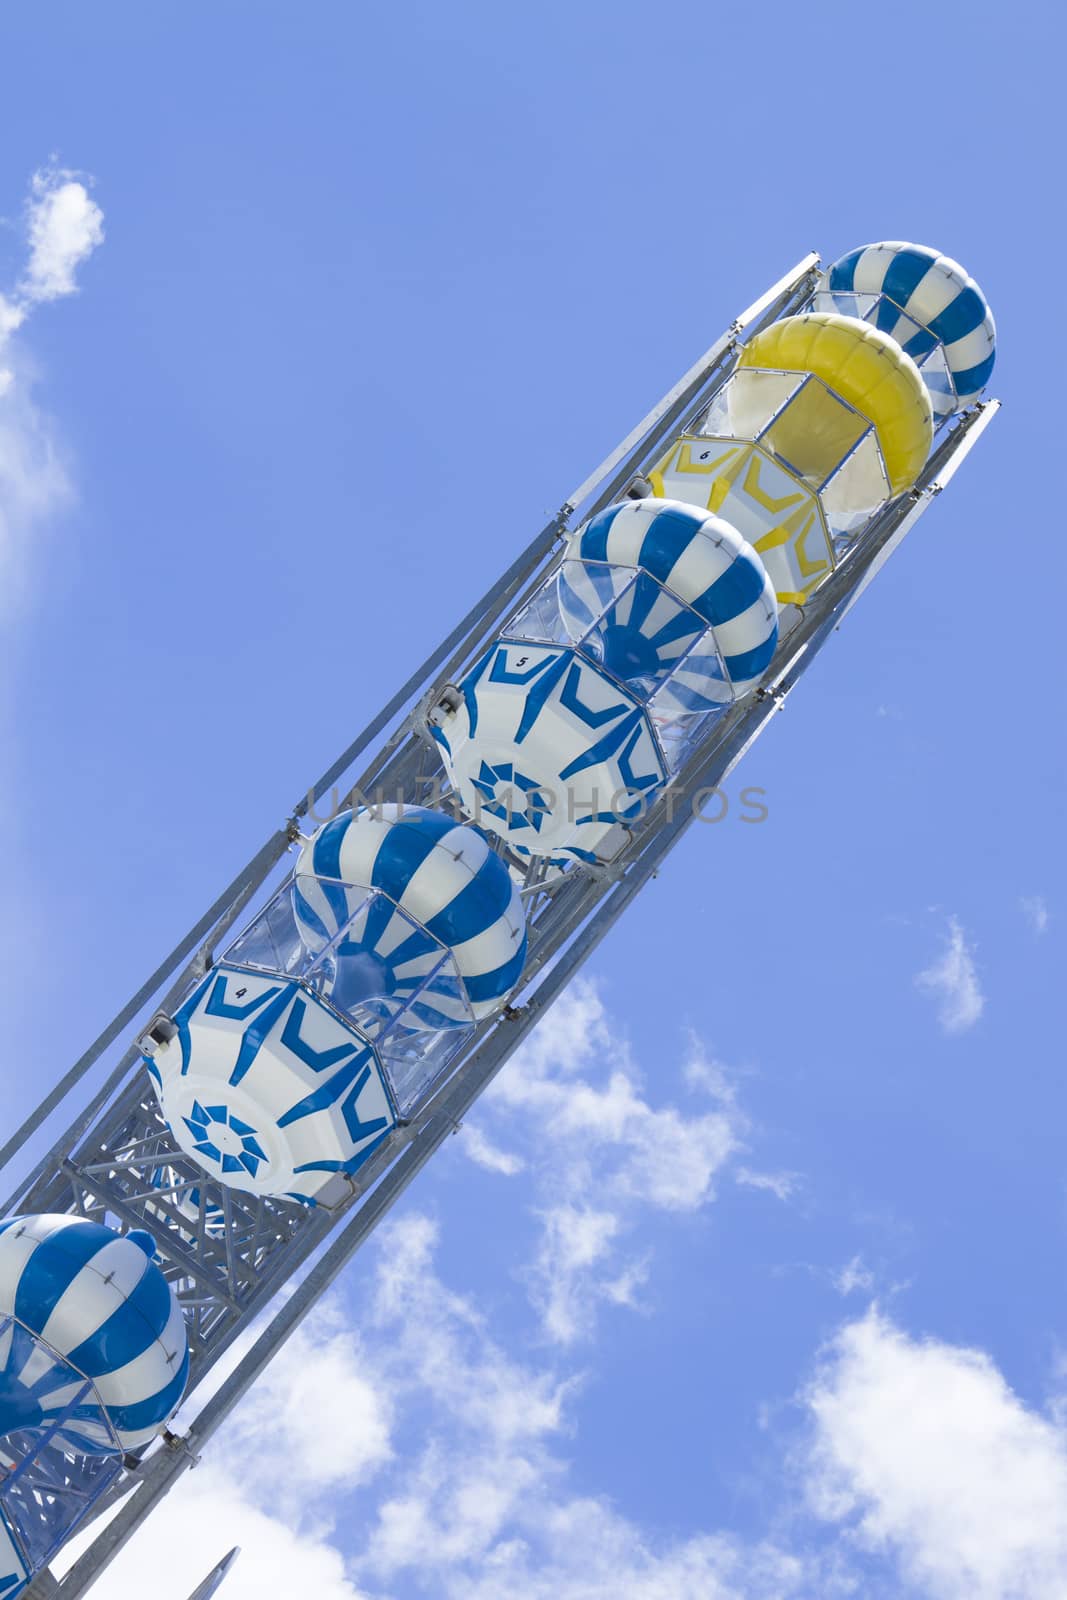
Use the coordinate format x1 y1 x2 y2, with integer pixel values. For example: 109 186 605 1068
2 3 1066 1597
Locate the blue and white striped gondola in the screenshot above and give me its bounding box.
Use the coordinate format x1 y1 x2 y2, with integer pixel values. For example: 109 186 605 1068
294 805 527 1031
819 241 995 417
559 498 778 715
0 1214 188 1456
432 501 777 865
432 639 671 866
147 965 398 1204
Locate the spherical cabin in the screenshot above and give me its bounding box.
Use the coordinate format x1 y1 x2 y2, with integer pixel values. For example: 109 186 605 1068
145 806 528 1200
0 1213 188 1456
814 240 996 419
291 804 527 1031
431 499 777 863
648 312 933 606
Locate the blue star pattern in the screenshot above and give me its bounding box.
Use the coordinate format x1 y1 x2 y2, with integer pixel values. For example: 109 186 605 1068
181 1101 268 1178
470 760 552 833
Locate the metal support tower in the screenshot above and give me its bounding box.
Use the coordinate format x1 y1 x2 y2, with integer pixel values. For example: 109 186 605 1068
1 254 998 1599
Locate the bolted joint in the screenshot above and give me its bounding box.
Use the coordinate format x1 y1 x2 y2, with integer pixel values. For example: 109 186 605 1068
136 1013 178 1058
428 684 463 728
624 474 653 501
162 1427 200 1466
755 685 786 711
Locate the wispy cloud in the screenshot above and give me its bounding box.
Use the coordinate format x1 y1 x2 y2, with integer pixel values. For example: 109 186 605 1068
0 165 103 602
736 1166 800 1202
460 1121 526 1176
529 1201 621 1343
88 1217 574 1595
804 1308 1067 1600
915 915 984 1034
832 1255 875 1296
356 1215 811 1599
461 983 748 1344
1021 895 1050 936
63 1171 1067 1600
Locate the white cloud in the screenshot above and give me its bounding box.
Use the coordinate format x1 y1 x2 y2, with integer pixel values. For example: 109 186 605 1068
0 294 22 341
471 984 747 1342
58 1199 828 1600
601 1251 652 1311
354 1214 811 1600
832 1255 874 1296
915 916 984 1034
58 1298 389 1600
439 1501 810 1600
214 1305 393 1508
0 372 72 601
366 1212 572 1449
804 1309 1067 1600
461 1120 525 1176
71 1469 372 1600
19 168 105 304
65 1192 1067 1600
736 1167 799 1202
0 165 103 603
1021 895 1050 936
529 1202 621 1343
492 990 744 1213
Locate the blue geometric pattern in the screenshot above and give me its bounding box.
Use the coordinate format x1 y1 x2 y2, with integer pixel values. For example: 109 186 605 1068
441 639 670 862
182 1100 267 1178
437 504 777 865
823 241 996 412
151 967 397 1203
0 1214 189 1455
559 658 637 727
470 760 553 834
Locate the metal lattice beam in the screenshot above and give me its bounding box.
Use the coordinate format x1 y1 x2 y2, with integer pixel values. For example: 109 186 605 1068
8 255 1000 1598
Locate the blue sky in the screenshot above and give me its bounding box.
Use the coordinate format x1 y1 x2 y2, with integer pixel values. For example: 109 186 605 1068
2 2 1066 1597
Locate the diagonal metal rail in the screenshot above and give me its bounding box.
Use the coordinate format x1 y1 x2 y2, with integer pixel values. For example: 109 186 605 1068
11 259 1001 1599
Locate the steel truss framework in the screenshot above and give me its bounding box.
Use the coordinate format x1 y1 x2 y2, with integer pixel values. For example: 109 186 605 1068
0 1315 123 1587
0 254 997 1600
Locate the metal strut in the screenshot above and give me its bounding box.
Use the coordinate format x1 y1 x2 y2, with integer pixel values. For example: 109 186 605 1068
12 257 999 1600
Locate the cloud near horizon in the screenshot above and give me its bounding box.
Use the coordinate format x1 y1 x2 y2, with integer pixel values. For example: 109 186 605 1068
67 1218 1067 1600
